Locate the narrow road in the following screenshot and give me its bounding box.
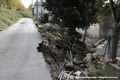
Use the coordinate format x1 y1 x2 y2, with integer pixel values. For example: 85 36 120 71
0 18 52 80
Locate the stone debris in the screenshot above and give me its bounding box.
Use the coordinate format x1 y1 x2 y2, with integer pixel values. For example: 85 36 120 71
117 57 120 66
36 24 114 80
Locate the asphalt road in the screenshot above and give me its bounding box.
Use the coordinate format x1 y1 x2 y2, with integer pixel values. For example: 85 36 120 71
0 18 52 80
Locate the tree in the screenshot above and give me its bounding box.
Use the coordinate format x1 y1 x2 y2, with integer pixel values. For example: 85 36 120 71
28 4 32 11
0 0 26 11
44 0 99 29
43 0 99 45
95 0 120 59
109 0 120 59
0 0 6 8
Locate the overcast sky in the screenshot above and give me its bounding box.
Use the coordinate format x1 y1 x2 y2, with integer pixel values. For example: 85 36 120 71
20 0 36 8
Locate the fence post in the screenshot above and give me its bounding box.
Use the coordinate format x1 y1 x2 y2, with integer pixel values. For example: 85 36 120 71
108 35 111 58
83 27 87 43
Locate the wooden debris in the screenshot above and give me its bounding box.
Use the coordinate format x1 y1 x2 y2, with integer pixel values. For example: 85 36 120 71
93 38 105 48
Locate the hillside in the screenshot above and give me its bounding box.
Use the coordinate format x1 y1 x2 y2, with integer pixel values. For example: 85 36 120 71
0 8 32 30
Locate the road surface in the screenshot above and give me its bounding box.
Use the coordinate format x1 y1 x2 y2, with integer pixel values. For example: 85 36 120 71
0 18 52 80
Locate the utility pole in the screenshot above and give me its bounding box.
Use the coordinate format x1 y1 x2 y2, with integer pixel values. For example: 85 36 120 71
36 0 39 23
32 0 34 17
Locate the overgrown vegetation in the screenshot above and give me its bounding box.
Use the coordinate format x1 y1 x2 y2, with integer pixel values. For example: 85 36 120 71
0 0 26 11
0 7 32 30
88 70 103 80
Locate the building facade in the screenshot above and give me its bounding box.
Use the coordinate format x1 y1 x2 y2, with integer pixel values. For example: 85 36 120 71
34 1 49 19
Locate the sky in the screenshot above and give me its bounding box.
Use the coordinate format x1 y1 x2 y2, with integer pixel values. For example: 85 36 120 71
20 0 36 8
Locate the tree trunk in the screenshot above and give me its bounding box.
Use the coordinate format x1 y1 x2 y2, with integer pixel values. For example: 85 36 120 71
0 2 1 7
109 0 119 59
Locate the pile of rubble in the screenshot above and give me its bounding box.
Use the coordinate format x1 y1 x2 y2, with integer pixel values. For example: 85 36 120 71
36 24 116 80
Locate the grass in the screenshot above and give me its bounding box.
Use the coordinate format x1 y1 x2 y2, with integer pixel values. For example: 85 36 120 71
0 8 32 30
18 11 32 18
88 70 103 80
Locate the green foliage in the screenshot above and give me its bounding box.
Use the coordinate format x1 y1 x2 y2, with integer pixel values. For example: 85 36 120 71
89 70 102 76
96 0 120 23
96 3 111 19
43 0 120 29
42 0 101 45
0 15 14 25
0 7 21 30
88 70 103 80
43 0 99 29
0 0 26 11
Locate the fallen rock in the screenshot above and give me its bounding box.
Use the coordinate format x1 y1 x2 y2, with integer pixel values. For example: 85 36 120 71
80 64 87 68
45 57 52 65
73 60 82 65
84 53 96 70
65 62 74 71
51 71 57 78
50 64 57 71
117 57 120 66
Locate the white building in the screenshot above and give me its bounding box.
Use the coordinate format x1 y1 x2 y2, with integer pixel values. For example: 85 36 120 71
34 1 49 19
